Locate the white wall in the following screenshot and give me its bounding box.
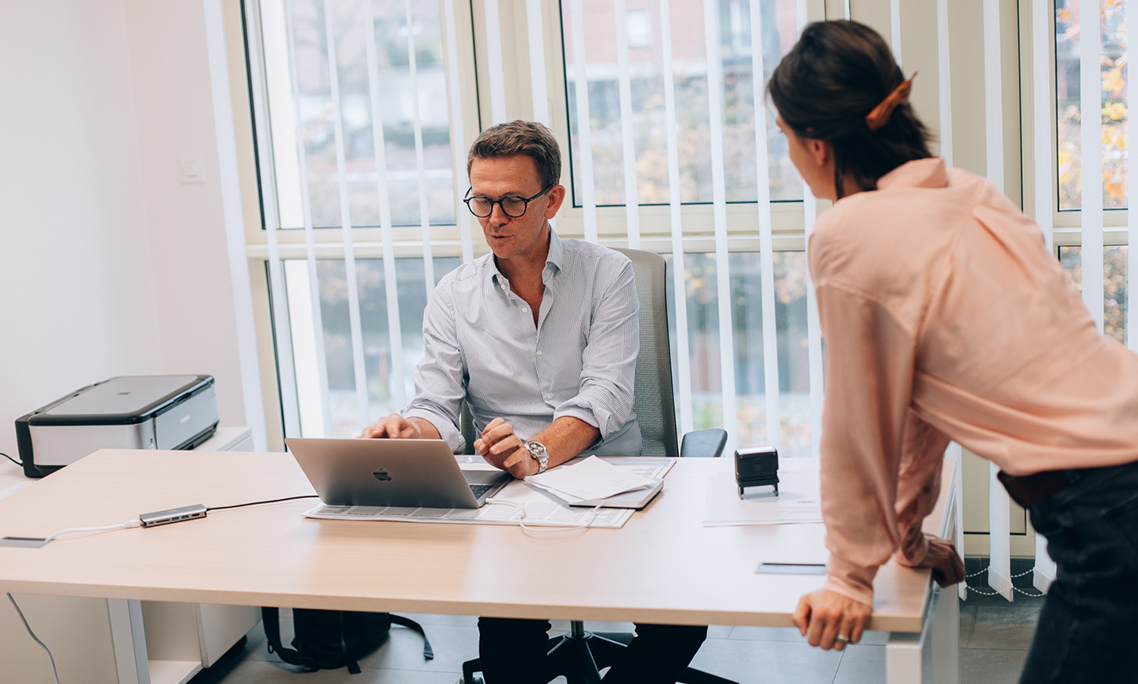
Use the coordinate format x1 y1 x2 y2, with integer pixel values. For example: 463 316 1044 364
0 0 250 462
122 0 248 434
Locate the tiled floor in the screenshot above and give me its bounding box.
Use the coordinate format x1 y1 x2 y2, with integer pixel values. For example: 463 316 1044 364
190 558 1045 684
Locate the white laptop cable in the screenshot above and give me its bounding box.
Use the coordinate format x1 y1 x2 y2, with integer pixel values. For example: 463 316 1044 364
484 498 604 540
6 593 61 684
35 519 140 545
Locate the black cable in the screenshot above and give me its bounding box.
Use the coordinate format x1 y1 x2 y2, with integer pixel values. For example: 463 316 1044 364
207 495 318 512
1 452 22 467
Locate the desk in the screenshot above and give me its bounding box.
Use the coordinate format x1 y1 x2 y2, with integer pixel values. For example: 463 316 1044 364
0 449 960 684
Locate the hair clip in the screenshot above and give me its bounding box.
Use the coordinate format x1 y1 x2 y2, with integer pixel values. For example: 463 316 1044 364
865 72 917 132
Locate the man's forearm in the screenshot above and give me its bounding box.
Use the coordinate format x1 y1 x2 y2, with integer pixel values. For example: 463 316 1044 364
409 416 443 440
530 416 601 469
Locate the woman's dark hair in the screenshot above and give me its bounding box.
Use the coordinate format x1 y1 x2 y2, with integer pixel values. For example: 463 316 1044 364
768 20 932 198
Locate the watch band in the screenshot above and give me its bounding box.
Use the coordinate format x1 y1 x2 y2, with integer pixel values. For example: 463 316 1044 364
525 440 549 474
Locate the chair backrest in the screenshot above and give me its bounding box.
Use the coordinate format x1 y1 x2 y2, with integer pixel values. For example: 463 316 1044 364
613 248 679 458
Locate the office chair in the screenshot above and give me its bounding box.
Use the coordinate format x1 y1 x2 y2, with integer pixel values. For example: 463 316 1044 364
459 248 733 684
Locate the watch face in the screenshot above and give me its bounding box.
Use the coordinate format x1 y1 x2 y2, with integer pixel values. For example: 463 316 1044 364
527 441 546 456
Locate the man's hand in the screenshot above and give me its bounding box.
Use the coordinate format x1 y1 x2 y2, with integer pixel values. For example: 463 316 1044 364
360 414 424 439
919 535 966 587
793 590 872 651
475 418 536 479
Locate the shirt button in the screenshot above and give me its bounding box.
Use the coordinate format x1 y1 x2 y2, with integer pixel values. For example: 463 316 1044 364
522 307 528 313
536 350 542 356
547 393 553 399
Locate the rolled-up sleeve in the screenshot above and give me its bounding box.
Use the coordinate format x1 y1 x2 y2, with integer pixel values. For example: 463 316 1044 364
403 283 467 453
553 257 638 439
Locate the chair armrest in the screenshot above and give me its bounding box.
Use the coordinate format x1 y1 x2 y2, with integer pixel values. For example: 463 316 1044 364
679 429 728 458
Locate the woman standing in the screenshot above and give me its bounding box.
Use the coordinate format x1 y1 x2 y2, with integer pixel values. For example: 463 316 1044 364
769 20 1138 682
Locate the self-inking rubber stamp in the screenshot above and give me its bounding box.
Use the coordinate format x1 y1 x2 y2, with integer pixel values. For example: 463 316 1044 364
735 447 779 498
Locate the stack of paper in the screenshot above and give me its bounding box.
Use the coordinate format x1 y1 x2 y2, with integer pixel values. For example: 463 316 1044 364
526 456 656 504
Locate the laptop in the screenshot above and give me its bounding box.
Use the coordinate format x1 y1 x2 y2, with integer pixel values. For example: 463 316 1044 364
285 437 512 509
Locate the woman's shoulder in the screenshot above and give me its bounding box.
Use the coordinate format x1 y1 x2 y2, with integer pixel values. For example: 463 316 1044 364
809 168 989 302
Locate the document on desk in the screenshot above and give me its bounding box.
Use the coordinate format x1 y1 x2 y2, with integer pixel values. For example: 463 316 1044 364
525 456 657 504
702 463 823 526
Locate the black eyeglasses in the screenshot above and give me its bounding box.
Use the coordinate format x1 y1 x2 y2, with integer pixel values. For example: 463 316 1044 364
463 185 553 218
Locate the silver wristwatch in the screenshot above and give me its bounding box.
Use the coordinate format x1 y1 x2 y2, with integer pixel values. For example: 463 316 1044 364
525 440 549 474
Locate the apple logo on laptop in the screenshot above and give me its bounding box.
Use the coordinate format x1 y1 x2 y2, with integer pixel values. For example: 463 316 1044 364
373 470 392 482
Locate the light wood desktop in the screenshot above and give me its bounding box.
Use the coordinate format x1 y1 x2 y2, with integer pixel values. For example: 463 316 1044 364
0 449 960 684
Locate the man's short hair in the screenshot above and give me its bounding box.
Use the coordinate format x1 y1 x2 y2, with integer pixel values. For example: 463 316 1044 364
467 120 561 190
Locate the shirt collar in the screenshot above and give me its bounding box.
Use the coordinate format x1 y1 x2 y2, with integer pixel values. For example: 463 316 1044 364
488 226 564 288
875 157 949 191
545 228 564 275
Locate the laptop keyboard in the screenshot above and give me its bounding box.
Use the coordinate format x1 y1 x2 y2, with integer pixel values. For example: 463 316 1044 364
469 483 494 500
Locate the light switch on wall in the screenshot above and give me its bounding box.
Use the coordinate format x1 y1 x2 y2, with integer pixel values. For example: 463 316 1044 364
179 157 205 184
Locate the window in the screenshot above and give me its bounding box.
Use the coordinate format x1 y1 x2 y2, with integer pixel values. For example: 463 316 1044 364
243 0 825 452
261 0 458 230
562 0 803 205
1054 0 1127 211
1059 246 1128 344
1048 0 1135 344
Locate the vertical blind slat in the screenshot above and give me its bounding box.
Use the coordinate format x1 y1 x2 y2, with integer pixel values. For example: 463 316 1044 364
484 0 508 124
938 0 966 602
569 0 600 243
281 0 325 437
1080 0 1105 332
749 0 782 451
804 186 824 459
945 442 966 600
1032 2 1054 249
527 0 551 125
937 0 952 167
983 0 1013 601
890 0 902 66
322 0 371 431
1129 0 1138 350
442 0 474 263
363 2 408 410
800 0 823 460
659 0 694 435
405 0 436 298
702 0 738 451
614 0 641 249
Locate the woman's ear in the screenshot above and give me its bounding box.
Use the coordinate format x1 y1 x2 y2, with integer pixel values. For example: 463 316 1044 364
807 138 830 168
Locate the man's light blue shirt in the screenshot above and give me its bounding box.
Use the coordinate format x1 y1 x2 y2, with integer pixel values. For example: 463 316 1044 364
403 230 642 456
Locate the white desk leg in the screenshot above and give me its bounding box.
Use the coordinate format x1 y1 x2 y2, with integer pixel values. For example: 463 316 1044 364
886 631 922 684
886 583 960 684
930 584 959 684
107 599 151 684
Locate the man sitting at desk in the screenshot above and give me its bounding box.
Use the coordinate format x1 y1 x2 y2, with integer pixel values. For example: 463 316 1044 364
362 120 707 683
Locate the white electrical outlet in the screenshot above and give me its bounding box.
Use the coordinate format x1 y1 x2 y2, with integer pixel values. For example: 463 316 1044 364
179 157 205 184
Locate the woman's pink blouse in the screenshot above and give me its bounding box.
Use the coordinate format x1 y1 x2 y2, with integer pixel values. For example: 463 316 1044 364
809 157 1138 606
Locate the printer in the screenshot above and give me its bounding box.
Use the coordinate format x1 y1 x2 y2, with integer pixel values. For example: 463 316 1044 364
15 375 219 478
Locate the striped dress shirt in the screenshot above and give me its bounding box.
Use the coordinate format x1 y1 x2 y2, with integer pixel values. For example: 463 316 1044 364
403 230 642 457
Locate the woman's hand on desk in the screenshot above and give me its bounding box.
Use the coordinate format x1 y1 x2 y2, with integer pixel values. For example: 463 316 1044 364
918 535 966 587
793 590 871 652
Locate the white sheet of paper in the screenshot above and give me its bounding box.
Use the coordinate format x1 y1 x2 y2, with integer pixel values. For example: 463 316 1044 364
702 469 823 526
526 456 656 503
